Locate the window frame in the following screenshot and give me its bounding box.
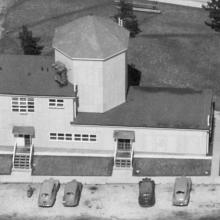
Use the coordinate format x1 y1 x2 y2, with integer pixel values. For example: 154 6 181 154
48 98 64 109
49 133 96 142
12 97 35 113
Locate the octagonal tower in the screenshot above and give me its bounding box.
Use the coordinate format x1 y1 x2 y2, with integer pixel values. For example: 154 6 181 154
53 15 129 113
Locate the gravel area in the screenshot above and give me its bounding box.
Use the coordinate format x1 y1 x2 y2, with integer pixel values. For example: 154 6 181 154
1 182 220 219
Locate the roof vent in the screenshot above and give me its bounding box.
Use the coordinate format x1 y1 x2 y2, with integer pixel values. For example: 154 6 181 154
52 61 68 87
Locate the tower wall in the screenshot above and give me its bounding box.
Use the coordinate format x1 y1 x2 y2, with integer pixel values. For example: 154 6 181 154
103 52 127 112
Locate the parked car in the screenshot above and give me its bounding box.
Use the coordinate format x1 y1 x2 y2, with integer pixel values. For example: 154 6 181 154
172 176 192 206
138 177 155 207
38 178 60 207
62 180 83 207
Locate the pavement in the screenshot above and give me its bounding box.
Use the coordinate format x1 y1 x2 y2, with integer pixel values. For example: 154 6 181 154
1 182 220 220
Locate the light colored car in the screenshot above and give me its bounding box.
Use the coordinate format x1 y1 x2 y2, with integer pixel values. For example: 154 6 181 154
172 176 192 206
62 180 83 207
38 178 60 207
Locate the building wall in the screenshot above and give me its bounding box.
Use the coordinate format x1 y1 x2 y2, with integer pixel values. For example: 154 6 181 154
38 124 209 155
0 93 209 155
55 49 104 113
66 126 208 155
55 50 127 113
103 52 126 112
0 95 74 146
73 59 103 112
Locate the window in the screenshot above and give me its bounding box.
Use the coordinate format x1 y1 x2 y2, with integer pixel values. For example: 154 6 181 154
50 133 57 140
49 133 72 141
74 134 81 141
74 134 97 142
58 133 64 140
49 99 64 108
117 139 131 151
49 133 96 142
115 138 133 168
65 133 72 141
12 97 34 113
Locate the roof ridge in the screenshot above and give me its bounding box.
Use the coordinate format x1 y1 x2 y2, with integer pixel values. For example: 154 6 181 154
90 16 104 58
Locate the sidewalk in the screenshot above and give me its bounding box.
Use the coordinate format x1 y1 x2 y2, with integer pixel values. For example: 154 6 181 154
1 182 220 220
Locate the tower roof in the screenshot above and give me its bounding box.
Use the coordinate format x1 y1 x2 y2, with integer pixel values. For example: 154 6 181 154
53 15 130 60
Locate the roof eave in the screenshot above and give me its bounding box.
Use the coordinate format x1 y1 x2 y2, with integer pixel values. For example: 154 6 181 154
53 46 128 61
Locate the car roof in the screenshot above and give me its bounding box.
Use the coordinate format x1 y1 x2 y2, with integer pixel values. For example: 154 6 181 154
64 180 79 194
40 179 56 194
139 181 154 193
175 177 188 191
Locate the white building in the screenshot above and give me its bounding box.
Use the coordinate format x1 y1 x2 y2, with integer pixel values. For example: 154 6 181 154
0 15 214 182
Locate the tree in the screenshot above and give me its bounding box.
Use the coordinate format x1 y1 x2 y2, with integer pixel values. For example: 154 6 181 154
114 0 140 37
18 25 44 55
203 0 220 31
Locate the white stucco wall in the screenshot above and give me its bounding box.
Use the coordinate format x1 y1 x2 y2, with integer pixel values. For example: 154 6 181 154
69 125 208 155
0 95 74 146
55 49 104 113
73 59 103 112
0 95 209 156
103 52 126 112
54 50 127 113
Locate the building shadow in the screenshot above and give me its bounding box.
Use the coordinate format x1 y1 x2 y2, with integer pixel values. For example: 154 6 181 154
127 64 142 94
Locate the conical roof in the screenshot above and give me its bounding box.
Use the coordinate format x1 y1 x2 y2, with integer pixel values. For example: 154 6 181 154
53 15 130 60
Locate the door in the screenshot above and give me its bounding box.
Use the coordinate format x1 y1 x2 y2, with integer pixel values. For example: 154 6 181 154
16 134 25 147
24 134 31 146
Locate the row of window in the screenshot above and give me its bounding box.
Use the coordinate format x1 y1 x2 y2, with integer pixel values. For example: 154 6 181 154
12 97 34 112
49 133 97 142
12 97 64 112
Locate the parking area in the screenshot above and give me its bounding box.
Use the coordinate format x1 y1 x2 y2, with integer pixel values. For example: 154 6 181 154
1 182 220 219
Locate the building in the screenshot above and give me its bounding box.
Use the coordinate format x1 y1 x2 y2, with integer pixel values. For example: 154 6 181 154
0 15 214 182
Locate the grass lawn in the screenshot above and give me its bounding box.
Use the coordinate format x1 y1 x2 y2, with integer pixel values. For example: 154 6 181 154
1 1 220 100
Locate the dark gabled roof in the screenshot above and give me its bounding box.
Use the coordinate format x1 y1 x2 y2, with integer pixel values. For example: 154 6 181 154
53 15 130 60
0 54 74 97
73 86 213 130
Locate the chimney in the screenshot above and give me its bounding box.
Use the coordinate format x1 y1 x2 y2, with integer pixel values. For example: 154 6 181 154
52 61 68 87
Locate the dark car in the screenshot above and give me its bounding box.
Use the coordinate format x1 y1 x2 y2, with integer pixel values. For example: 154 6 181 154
138 177 155 207
38 178 60 207
62 180 83 207
172 176 192 206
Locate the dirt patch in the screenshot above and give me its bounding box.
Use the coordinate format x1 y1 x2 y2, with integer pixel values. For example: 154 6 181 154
89 186 98 191
84 200 93 208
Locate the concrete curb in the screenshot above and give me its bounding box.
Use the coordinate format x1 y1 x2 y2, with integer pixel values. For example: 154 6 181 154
1 174 220 185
